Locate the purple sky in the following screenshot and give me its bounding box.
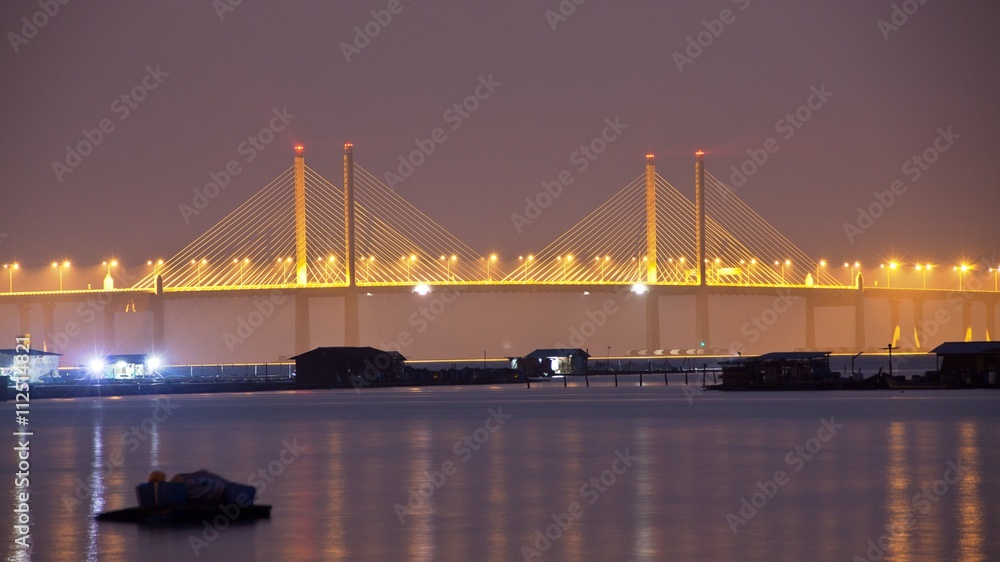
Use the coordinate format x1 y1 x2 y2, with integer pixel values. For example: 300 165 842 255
2 0 998 278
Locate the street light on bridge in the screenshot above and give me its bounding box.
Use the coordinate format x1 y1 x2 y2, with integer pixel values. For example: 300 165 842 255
191 258 207 286
915 263 933 289
51 260 70 291
440 254 457 281
403 254 417 282
595 255 610 281
954 263 970 291
816 260 827 286
486 253 498 281
3 263 18 293
880 261 899 288
518 255 533 281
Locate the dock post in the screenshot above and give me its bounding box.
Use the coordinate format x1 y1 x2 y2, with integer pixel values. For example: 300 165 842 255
639 371 643 386
614 372 618 387
703 363 707 387
563 374 567 388
585 373 589 387
664 371 668 386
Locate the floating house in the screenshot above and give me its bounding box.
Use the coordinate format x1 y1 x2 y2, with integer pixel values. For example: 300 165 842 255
0 348 62 384
929 341 1000 387
511 348 589 377
720 351 838 390
291 347 405 388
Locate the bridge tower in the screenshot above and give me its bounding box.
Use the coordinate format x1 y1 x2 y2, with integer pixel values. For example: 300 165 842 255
645 154 657 283
344 142 360 346
694 150 710 348
694 150 706 285
294 145 308 285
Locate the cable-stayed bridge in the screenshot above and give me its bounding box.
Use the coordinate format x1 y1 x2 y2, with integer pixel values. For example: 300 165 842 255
2 144 997 360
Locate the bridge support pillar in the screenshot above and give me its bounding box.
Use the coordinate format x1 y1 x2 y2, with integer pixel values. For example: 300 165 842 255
17 304 31 336
962 301 973 342
344 289 360 346
889 299 901 348
913 299 925 349
695 287 709 348
295 292 311 354
854 274 866 350
986 300 996 342
42 303 55 352
103 298 116 351
804 296 816 350
645 289 659 351
151 294 165 354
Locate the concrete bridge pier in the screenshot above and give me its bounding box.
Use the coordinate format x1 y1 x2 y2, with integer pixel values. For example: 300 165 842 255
645 289 660 351
151 294 165 354
17 304 31 337
889 299 901 347
854 275 866 350
295 292 311 355
42 303 55 351
805 296 816 350
962 301 973 341
345 289 360 346
103 298 117 351
695 287 709 348
987 300 996 341
913 299 925 349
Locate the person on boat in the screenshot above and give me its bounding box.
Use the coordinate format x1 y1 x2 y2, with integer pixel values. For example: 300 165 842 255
148 469 233 504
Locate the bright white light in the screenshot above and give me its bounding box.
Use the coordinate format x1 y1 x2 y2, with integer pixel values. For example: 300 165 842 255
631 283 648 295
413 283 431 296
582 291 590 295
147 356 161 370
116 360 127 369
88 358 105 373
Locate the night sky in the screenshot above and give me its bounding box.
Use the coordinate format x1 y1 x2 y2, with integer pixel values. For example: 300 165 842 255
2 0 998 278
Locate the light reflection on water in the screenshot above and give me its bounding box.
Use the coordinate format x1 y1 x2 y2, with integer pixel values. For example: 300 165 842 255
1 387 997 562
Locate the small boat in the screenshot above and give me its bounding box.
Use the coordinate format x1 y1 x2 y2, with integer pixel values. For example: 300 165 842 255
96 472 269 525
96 503 271 525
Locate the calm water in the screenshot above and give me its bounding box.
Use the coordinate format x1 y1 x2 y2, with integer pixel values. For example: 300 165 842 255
4 381 998 562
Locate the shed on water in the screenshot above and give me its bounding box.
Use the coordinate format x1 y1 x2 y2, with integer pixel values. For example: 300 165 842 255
512 348 589 376
291 347 406 388
930 341 1000 386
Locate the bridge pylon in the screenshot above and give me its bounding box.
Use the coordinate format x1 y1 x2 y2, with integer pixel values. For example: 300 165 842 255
294 145 308 285
645 154 657 283
344 142 360 346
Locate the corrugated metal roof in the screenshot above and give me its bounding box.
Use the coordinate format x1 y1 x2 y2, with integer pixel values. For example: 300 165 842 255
290 347 406 361
524 348 590 359
930 341 1000 355
0 349 62 356
757 351 832 361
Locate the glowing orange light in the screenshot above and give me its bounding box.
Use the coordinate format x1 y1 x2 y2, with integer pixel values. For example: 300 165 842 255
294 145 304 156
696 150 705 156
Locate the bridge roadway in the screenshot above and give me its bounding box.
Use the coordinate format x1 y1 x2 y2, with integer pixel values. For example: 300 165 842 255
2 281 996 358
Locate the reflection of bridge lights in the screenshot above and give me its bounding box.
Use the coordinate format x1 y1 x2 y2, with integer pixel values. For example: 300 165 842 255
413 283 431 296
